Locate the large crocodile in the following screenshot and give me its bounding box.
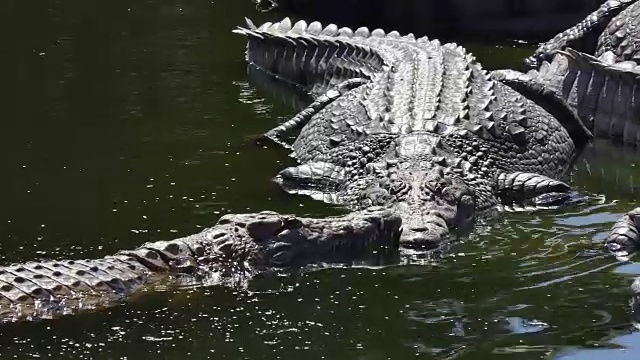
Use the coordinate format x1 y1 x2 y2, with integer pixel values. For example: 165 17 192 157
234 17 640 289
255 0 606 39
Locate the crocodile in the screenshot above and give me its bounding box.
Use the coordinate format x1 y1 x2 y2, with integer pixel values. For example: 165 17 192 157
234 17 598 249
1 18 639 324
235 17 640 292
0 209 401 323
255 0 606 39
527 0 640 67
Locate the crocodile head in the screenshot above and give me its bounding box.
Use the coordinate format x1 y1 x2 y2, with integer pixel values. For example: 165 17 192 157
203 207 403 268
348 164 477 250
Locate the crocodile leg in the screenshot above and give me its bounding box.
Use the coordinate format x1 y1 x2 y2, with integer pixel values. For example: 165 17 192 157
526 0 635 67
264 78 368 148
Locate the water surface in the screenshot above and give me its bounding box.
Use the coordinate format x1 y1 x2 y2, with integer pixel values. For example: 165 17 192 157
0 0 639 359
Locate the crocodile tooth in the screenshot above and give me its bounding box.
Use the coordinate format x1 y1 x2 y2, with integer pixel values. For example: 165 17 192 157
279 17 292 33
307 21 322 35
338 27 354 38
320 23 339 36
291 20 308 35
371 28 385 38
355 27 370 38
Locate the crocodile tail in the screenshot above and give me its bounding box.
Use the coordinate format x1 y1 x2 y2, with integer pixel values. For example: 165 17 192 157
233 17 387 96
526 0 635 67
532 48 640 145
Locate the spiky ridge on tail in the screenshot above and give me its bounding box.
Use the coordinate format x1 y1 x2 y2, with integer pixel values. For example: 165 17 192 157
528 48 640 145
233 17 389 97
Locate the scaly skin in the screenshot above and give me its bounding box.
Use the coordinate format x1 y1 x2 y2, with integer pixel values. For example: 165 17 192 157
236 17 586 249
527 0 639 66
4 17 640 324
0 208 401 323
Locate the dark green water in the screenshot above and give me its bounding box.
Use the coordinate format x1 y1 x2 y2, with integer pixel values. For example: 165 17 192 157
0 0 639 358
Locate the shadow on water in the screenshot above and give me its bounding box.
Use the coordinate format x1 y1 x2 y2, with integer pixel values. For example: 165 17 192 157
0 0 639 359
